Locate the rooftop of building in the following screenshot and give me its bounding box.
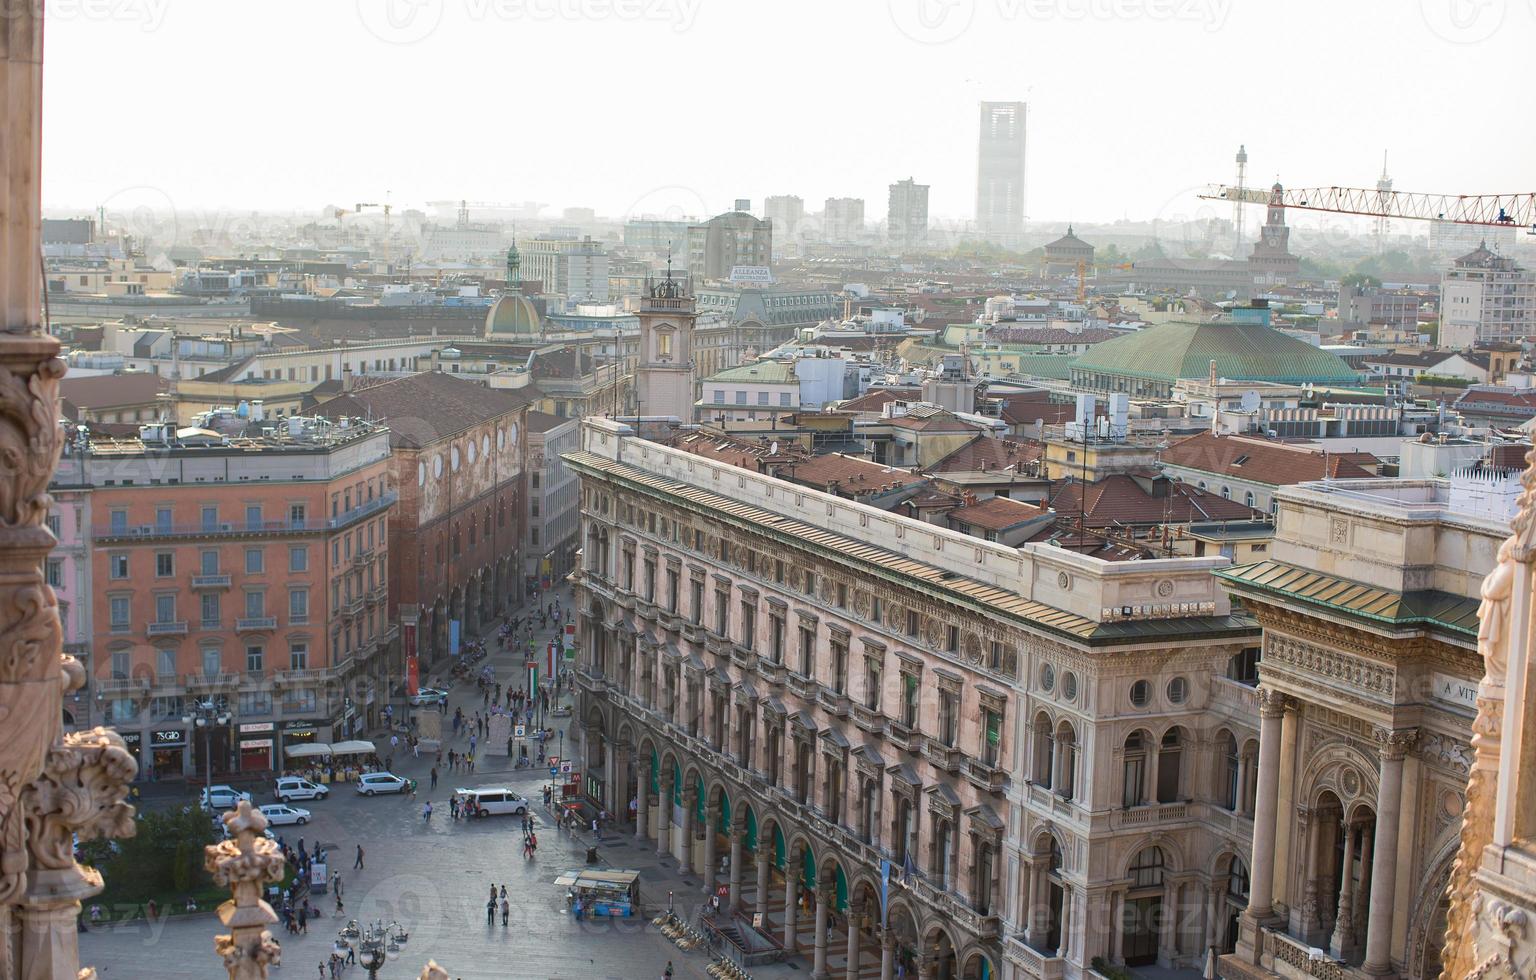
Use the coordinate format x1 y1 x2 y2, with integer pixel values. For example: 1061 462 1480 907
310 371 529 448
947 495 1051 531
1158 431 1378 485
703 360 799 385
927 434 1042 474
59 373 170 415
1048 473 1266 527
1070 318 1362 386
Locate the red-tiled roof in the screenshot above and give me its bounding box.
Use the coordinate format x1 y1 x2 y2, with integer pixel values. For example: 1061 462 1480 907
60 374 170 414
948 496 1050 531
1158 432 1376 486
787 454 927 496
838 388 920 413
1049 475 1262 527
929 435 1041 473
311 372 529 448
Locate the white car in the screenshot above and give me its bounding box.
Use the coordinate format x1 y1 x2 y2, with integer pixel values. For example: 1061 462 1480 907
257 803 311 826
410 688 448 707
200 785 253 810
356 772 410 796
455 787 529 817
275 777 329 802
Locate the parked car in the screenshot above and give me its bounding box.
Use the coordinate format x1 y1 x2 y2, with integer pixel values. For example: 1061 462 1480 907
455 787 529 817
274 777 329 802
410 688 449 707
356 772 410 796
200 785 253 811
256 803 311 826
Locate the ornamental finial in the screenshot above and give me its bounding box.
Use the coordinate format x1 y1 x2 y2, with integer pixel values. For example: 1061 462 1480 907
206 801 286 980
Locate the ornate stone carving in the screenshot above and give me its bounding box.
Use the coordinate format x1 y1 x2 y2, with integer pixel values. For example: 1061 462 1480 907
206 802 286 980
1372 726 1418 760
1418 731 1474 776
1256 686 1294 717
1266 634 1395 699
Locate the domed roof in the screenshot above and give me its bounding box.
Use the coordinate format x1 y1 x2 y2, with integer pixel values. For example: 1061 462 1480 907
485 292 541 336
1070 319 1360 386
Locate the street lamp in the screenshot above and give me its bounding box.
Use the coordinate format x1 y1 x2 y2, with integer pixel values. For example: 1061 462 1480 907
181 699 230 784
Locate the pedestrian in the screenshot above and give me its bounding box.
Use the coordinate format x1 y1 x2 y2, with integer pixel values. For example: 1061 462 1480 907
298 905 308 934
430 766 439 790
334 889 344 915
507 735 514 759
665 961 674 980
412 737 420 759
354 844 364 870
332 872 343 898
591 816 599 838
319 962 326 980
422 801 433 822
345 946 355 966
500 884 507 901
500 896 509 926
486 897 496 924
390 733 399 755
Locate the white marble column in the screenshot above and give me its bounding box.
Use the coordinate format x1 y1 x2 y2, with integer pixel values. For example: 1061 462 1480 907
845 902 862 980
783 857 800 953
1110 889 1125 963
701 804 718 893
1363 728 1415 975
654 775 672 858
880 929 895 980
756 840 772 921
634 785 648 842
1024 860 1042 945
728 821 744 909
678 788 695 874
812 883 831 979
1329 820 1356 958
1247 688 1290 923
1057 885 1072 959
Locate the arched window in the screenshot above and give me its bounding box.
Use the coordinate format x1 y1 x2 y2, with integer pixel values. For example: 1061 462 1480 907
1055 722 1078 800
933 818 954 886
1122 731 1148 806
1244 490 1255 509
1130 846 1165 889
1033 713 1054 789
1157 729 1183 803
1220 732 1240 810
1226 855 1250 902
1220 486 1231 500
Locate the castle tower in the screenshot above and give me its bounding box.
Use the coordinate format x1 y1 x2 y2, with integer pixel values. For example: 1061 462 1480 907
634 260 698 421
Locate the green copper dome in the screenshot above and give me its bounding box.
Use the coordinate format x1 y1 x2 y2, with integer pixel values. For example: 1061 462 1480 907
1070 319 1360 386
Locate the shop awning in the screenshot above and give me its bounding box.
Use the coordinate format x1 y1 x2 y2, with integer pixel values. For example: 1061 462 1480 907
284 743 333 758
330 740 376 756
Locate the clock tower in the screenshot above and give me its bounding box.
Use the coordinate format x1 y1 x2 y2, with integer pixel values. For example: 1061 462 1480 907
634 259 698 421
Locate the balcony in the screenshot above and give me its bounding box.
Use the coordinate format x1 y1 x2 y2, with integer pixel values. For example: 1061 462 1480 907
351 545 375 567
756 657 786 687
886 719 922 752
325 491 398 530
729 644 756 669
786 671 820 701
184 671 239 691
95 675 148 695
851 703 885 735
817 687 850 717
657 610 681 633
1112 801 1189 828
190 574 231 590
342 597 366 617
1263 928 1361 980
634 598 659 621
611 589 636 610
923 737 964 774
235 617 277 633
1005 936 1065 980
367 585 388 604
679 621 704 644
965 756 1007 794
146 621 188 637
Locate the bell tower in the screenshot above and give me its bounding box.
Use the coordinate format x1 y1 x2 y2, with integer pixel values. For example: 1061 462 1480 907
634 255 698 421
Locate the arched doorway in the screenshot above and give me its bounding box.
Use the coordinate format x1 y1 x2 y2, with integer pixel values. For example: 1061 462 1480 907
923 926 957 980
1123 845 1167 966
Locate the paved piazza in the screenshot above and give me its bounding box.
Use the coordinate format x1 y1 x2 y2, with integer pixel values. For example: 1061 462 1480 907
81 594 732 980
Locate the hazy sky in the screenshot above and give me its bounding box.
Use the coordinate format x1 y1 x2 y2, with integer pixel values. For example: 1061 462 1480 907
42 0 1536 228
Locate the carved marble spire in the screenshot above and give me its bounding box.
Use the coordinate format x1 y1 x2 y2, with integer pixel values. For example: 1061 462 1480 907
206 802 285 980
1444 447 1536 979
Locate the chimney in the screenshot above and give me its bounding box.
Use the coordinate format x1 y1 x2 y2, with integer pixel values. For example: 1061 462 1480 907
342 364 355 393
1209 359 1218 384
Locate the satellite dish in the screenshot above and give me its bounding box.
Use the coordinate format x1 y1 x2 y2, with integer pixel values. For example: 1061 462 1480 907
1240 390 1261 413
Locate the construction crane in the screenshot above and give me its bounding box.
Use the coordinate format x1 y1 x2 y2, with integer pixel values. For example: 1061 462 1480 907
1200 182 1536 231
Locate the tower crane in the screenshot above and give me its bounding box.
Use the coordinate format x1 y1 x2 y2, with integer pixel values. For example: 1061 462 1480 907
1074 257 1137 305
1199 182 1535 232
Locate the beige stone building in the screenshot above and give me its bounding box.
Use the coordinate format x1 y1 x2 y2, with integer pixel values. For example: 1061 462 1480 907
568 416 1262 980
1218 476 1496 980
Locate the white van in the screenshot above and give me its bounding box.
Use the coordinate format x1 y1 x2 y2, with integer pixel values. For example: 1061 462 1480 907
456 787 530 817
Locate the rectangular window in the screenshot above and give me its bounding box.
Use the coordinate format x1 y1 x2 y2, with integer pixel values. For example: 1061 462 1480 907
110 511 128 534
289 589 308 623
740 601 756 651
155 507 172 531
289 503 306 528
714 588 729 636
690 580 703 625
44 559 62 588
289 546 307 572
289 643 308 671
982 709 1002 765
832 639 848 694
945 624 959 653
799 625 815 676
757 391 769 406
109 553 128 579
201 592 219 627
734 391 747 405
239 690 272 716
780 392 792 407
245 504 262 528
200 549 219 574
154 594 175 624
200 505 218 531
155 552 174 577
45 514 60 538
245 548 264 574
244 591 265 619
901 672 919 727
110 650 130 679
201 648 221 677
110 596 130 629
245 645 264 674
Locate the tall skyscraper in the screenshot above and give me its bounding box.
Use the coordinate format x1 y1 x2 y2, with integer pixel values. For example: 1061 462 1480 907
887 177 929 248
764 195 805 256
822 197 865 244
975 101 1027 245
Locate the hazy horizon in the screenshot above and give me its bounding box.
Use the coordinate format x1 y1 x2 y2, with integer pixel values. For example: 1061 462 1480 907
42 0 1536 229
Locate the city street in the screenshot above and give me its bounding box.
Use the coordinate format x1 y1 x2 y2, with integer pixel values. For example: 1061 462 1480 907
81 587 717 980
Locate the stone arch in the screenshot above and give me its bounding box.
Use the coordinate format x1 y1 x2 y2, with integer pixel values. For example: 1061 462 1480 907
1404 827 1459 980
885 897 922 976
920 921 959 980
1300 741 1380 815
1121 833 1186 878
957 945 996 980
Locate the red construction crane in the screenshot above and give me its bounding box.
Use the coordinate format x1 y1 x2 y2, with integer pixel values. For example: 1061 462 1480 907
1199 183 1535 231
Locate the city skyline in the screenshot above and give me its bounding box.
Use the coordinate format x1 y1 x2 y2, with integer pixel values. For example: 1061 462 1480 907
41 0 1535 226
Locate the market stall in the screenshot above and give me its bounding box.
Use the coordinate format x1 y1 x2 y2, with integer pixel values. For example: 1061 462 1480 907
554 869 640 918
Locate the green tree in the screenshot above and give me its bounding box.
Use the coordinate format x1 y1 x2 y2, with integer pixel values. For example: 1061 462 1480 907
1340 272 1382 288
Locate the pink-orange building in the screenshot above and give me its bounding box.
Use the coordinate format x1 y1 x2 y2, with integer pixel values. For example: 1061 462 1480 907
80 419 395 778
